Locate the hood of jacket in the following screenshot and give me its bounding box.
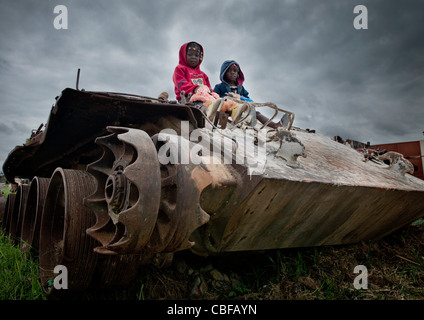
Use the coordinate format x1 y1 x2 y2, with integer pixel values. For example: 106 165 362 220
179 42 204 69
219 60 245 86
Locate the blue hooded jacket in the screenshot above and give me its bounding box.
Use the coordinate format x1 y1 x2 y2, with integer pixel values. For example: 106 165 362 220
214 60 250 99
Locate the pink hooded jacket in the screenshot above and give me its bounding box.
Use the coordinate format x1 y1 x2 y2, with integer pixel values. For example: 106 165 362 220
173 42 212 101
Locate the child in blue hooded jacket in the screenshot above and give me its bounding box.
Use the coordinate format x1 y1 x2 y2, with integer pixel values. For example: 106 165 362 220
214 60 250 100
214 60 287 129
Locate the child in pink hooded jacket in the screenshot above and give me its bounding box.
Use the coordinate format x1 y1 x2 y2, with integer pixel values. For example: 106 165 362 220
173 42 213 102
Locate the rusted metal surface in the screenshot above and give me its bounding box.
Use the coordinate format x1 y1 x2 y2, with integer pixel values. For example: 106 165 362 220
81 124 424 258
20 176 49 253
149 150 211 254
284 131 424 189
190 129 424 254
2 88 205 183
3 193 16 235
85 127 162 255
8 184 29 243
85 127 211 260
0 198 6 225
2 86 424 293
193 177 424 254
38 168 150 294
39 168 98 295
372 140 424 180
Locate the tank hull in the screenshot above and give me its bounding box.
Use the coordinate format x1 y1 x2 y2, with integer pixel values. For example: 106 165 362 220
1 88 424 293
189 128 424 255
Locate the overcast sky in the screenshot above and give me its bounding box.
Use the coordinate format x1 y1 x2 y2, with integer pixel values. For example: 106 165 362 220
1 0 423 172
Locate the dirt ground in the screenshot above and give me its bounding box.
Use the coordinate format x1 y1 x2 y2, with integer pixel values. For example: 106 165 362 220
88 222 424 300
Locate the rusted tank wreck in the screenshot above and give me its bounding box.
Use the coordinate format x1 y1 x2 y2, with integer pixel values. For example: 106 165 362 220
1 86 424 295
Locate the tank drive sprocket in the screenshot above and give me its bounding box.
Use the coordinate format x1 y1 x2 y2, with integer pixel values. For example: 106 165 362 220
85 126 161 254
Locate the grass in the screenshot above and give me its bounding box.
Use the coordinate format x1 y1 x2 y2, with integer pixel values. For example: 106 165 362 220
0 230 46 300
0 186 12 198
138 223 423 301
173 223 424 300
258 224 424 300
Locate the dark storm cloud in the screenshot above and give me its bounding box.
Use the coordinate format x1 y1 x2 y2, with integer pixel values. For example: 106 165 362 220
0 0 423 172
236 0 424 144
0 123 12 134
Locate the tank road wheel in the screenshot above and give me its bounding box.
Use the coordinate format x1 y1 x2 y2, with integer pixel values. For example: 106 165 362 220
0 197 6 227
20 177 49 254
3 193 16 235
9 184 29 244
39 168 97 295
85 126 161 255
148 134 210 258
